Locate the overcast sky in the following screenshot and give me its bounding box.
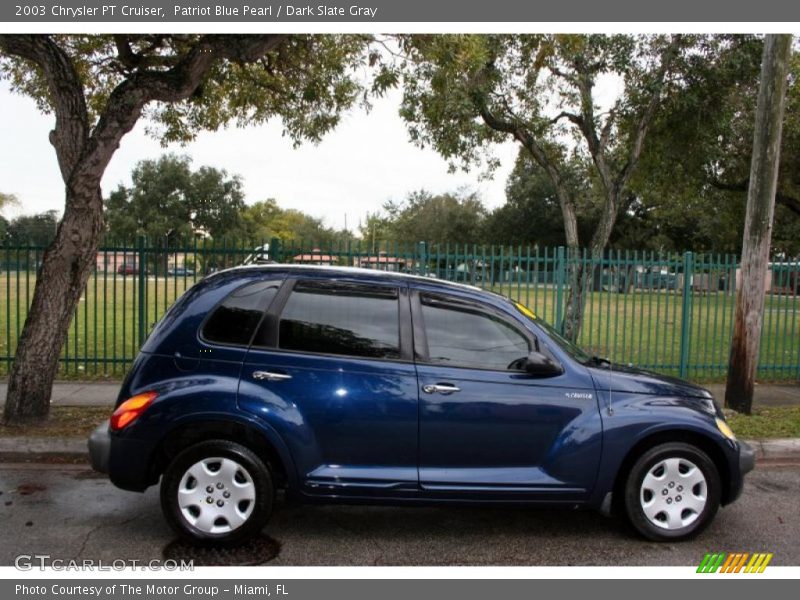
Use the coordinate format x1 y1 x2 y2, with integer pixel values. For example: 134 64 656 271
0 82 519 232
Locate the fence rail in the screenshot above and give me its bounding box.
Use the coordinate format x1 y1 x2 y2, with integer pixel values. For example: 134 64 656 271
1 237 799 382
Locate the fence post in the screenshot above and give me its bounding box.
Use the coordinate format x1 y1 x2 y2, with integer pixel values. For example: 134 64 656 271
679 251 694 379
269 237 281 263
556 245 565 332
417 241 427 276
137 235 147 348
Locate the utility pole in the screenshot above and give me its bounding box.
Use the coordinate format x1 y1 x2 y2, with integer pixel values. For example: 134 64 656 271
725 35 792 414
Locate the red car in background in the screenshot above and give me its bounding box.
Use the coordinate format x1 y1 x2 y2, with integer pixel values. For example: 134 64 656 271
116 263 139 275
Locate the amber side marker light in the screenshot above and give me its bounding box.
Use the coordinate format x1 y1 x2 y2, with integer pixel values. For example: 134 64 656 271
110 391 158 431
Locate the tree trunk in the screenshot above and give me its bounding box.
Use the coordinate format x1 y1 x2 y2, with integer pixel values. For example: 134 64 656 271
562 190 620 342
556 190 587 342
725 34 792 414
562 245 607 343
562 254 590 342
3 187 104 424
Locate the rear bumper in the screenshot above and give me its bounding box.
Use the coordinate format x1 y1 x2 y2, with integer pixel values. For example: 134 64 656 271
88 421 111 474
87 420 156 491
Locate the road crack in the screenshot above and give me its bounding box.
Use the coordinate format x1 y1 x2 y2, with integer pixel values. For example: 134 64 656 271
71 515 140 560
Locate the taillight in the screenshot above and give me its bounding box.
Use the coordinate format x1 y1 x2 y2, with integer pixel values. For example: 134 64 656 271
110 391 158 431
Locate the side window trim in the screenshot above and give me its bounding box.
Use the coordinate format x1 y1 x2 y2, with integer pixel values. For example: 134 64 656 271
412 290 538 371
250 277 296 348
398 286 414 362
410 289 429 361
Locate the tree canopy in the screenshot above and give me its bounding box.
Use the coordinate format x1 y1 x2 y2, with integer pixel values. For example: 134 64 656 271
634 36 800 256
1 35 371 147
374 190 488 244
105 154 246 241
4 210 59 246
399 35 683 249
240 198 341 243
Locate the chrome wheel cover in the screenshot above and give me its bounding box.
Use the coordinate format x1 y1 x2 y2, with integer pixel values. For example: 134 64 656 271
640 457 707 530
178 457 256 534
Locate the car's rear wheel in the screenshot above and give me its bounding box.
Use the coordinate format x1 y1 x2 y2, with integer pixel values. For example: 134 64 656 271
623 442 721 541
160 440 273 544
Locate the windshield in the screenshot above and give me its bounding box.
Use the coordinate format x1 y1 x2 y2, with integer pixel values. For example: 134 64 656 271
509 300 593 364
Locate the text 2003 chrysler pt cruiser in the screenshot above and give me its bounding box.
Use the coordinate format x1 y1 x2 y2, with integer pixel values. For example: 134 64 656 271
89 265 754 544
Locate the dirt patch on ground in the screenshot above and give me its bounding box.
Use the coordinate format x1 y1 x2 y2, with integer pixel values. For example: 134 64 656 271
0 453 89 464
15 483 46 495
0 406 109 438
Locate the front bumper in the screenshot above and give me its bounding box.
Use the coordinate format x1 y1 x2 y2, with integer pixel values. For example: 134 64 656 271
88 421 111 474
724 440 755 505
739 440 756 475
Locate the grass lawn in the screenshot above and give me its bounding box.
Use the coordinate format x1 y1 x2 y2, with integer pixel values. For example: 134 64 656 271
727 406 800 439
0 272 799 383
1 272 194 379
492 284 800 383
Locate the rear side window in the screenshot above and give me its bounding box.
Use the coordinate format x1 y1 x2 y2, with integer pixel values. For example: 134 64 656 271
202 280 281 346
278 280 400 359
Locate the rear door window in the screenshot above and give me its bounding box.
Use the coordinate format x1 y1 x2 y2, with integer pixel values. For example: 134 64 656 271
278 280 401 359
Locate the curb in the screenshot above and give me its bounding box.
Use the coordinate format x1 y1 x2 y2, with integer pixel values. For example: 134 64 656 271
0 437 87 456
1 436 800 463
746 438 800 462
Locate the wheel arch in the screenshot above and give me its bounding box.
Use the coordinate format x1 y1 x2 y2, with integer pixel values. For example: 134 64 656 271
610 428 733 513
150 417 296 491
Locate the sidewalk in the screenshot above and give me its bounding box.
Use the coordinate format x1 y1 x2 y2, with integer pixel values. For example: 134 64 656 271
2 380 799 409
705 383 800 407
0 381 120 407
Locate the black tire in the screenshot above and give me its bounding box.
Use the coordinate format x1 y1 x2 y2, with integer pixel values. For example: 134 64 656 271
623 442 721 542
160 439 274 545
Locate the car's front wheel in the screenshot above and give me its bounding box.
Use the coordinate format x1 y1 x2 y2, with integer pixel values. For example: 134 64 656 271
160 440 274 544
623 442 721 541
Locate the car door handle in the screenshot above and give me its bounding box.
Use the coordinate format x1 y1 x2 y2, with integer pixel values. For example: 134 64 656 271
252 370 292 382
422 383 461 395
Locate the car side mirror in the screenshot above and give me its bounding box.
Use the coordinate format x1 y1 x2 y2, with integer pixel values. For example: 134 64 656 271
523 351 564 377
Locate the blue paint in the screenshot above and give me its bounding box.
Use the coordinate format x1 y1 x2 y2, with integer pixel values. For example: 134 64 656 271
99 265 750 512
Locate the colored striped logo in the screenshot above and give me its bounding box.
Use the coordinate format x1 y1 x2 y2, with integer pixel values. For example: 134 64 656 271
697 552 773 573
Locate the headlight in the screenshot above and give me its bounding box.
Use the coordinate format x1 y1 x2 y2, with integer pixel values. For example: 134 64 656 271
716 417 737 441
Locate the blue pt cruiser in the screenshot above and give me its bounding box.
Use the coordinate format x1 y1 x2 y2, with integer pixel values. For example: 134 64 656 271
89 265 754 544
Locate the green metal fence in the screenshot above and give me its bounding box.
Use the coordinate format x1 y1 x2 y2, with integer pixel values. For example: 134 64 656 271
1 237 799 382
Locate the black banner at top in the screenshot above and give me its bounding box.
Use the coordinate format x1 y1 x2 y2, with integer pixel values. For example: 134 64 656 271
2 0 800 23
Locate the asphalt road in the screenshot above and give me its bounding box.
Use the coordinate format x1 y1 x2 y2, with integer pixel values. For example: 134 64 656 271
0 464 797 567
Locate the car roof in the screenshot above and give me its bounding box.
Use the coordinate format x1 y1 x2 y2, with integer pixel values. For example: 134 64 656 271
216 263 492 296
